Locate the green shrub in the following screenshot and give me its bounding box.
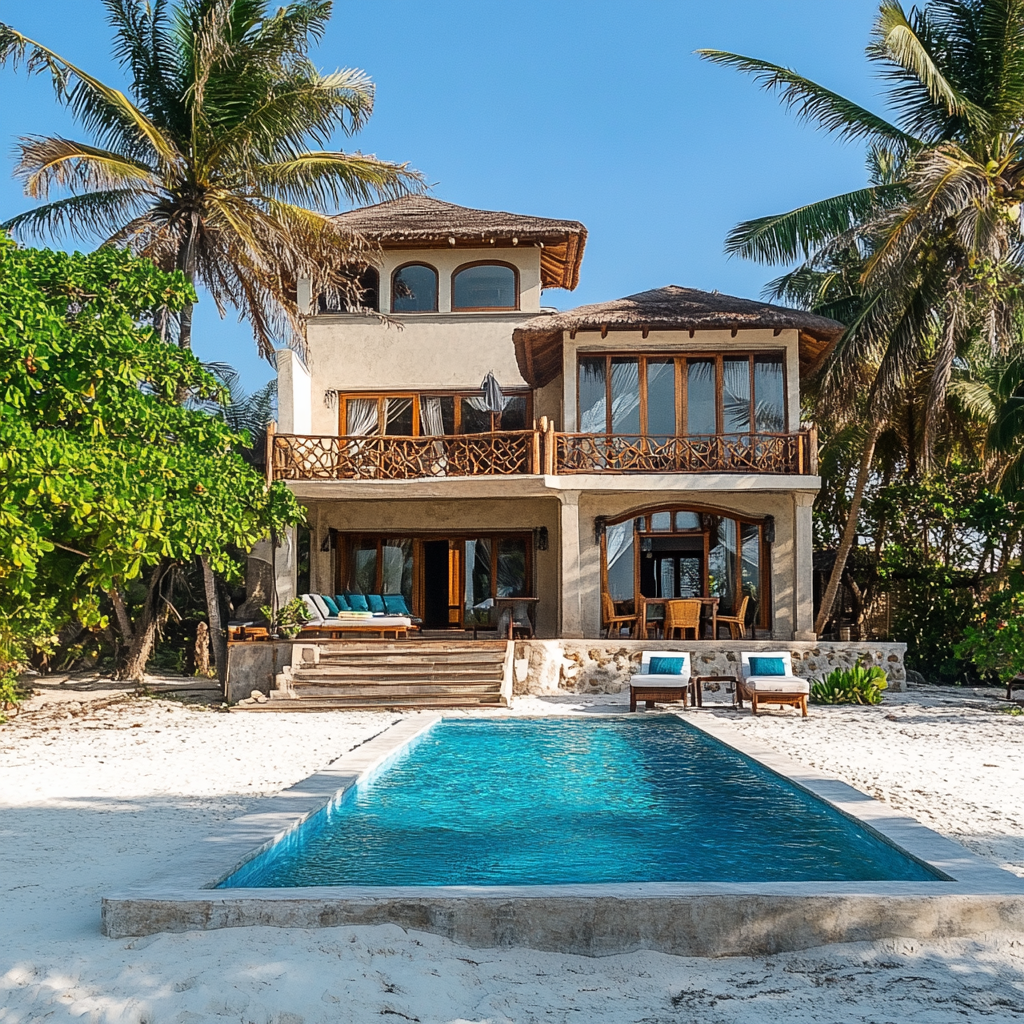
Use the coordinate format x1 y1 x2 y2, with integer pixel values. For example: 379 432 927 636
811 663 888 705
953 592 1024 684
260 597 309 638
0 668 28 723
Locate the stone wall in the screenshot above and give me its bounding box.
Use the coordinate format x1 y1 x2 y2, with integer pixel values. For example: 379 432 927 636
513 639 907 696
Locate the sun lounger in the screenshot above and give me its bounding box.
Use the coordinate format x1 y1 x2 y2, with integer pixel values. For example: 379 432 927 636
737 651 808 716
628 651 694 711
299 594 413 639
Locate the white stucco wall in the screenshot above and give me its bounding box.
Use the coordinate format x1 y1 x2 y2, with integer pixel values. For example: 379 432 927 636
561 328 803 432
276 349 311 434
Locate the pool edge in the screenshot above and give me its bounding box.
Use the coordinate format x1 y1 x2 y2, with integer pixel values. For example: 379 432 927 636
102 710 1024 955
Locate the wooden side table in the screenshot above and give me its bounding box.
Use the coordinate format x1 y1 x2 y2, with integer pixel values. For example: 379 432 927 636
690 674 738 709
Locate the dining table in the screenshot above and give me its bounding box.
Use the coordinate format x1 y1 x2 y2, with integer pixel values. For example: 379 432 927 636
638 596 719 640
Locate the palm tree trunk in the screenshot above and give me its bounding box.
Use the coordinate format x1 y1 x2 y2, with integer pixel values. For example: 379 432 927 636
176 211 200 350
201 557 228 687
814 420 883 636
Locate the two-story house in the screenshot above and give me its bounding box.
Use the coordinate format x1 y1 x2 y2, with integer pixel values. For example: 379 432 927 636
270 195 843 641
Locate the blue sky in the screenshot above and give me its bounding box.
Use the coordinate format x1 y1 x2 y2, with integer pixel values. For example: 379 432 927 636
0 0 881 391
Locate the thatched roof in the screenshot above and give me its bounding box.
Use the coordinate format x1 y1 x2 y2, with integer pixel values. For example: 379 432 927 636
333 196 587 290
512 285 845 387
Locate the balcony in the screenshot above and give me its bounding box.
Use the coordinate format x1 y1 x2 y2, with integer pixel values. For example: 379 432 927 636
270 428 816 482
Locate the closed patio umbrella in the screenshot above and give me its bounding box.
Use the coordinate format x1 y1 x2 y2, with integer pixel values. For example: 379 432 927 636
480 371 506 414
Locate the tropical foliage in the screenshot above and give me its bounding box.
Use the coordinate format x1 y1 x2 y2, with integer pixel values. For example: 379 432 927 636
0 0 422 356
811 664 889 705
703 0 1024 676
0 234 304 680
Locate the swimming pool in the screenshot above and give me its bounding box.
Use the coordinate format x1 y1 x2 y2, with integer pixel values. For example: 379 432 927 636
219 716 938 888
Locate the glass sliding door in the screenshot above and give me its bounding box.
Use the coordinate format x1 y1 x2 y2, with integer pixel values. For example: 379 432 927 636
753 355 786 432
645 359 676 442
578 356 607 433
609 358 641 434
464 538 493 626
686 359 717 434
722 357 752 436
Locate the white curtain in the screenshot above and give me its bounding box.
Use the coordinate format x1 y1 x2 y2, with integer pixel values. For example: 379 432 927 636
345 398 379 435
419 397 448 476
605 521 634 602
419 397 446 435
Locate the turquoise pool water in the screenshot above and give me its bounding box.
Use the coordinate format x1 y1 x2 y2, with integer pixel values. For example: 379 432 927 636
219 717 939 888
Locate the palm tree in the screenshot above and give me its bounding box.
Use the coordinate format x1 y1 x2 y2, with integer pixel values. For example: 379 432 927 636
0 0 423 356
1 0 422 680
700 0 1024 634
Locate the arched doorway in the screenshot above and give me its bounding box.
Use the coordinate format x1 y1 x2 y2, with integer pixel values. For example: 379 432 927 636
601 505 771 634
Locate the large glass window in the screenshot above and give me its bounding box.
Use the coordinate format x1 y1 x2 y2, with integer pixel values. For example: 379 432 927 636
341 391 531 436
497 538 528 597
686 359 716 434
465 538 493 622
603 508 770 630
578 352 787 436
452 264 517 310
391 263 438 312
754 354 785 432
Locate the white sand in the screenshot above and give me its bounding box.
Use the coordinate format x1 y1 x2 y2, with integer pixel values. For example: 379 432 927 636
2 685 1023 1023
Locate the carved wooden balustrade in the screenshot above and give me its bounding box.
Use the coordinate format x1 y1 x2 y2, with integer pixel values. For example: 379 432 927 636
552 431 816 475
271 429 817 480
273 430 539 480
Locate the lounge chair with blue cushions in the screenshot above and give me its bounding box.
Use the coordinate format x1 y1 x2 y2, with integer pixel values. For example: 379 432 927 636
737 651 808 716
299 594 412 639
628 651 694 711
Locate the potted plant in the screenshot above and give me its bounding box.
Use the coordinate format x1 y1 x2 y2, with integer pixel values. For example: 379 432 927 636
260 597 309 639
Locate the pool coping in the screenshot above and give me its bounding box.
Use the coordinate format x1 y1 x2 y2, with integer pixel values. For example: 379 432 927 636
102 710 1024 955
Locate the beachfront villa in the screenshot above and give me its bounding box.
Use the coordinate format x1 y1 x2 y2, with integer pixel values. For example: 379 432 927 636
267 195 844 643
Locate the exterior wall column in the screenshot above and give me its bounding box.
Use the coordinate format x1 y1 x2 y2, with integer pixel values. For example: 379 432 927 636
276 349 312 434
793 491 816 640
559 491 584 638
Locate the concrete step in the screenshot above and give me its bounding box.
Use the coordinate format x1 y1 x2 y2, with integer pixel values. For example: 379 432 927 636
288 681 501 698
237 694 504 712
290 667 504 683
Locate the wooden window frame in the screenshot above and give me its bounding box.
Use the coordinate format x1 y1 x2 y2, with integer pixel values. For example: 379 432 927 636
336 531 534 624
450 260 520 312
339 389 533 436
576 352 789 435
599 504 772 630
390 261 439 313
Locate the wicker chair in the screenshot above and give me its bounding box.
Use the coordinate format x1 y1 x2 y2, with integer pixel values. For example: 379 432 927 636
664 599 702 640
602 592 638 638
716 595 751 639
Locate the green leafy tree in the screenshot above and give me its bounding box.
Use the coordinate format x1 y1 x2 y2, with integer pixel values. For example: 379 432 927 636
0 234 303 681
0 0 422 355
701 0 1024 634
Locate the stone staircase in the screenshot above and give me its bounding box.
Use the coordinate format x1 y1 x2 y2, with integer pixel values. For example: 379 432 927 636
254 639 512 711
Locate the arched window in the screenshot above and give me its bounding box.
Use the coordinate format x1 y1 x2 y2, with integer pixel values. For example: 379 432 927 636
601 505 770 632
391 263 438 312
452 262 518 311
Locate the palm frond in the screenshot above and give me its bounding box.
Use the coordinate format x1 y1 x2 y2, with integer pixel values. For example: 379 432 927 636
725 185 904 264
255 151 423 208
13 135 160 199
1 189 152 242
696 49 915 147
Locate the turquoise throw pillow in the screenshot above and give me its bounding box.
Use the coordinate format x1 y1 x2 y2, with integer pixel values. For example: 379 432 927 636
649 656 685 675
347 593 369 612
367 594 386 614
321 595 340 616
334 594 351 612
749 656 786 676
383 594 410 615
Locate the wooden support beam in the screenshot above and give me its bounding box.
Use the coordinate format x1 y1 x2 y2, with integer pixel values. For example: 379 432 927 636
600 323 609 339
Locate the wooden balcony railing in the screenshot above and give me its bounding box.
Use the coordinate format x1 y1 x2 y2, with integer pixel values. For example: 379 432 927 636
551 431 817 476
272 430 540 481
270 428 817 481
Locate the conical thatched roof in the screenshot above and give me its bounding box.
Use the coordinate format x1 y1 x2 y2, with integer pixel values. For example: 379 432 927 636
333 196 587 290
512 285 845 387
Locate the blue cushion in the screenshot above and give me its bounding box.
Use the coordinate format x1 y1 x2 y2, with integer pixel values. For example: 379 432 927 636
334 594 351 612
383 594 411 615
321 595 340 616
749 656 786 676
346 593 369 612
367 594 386 614
649 656 686 675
